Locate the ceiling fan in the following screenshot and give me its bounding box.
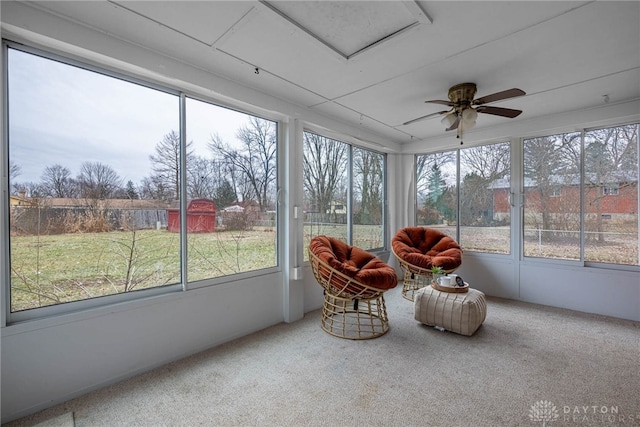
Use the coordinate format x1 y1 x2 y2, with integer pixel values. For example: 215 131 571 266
403 82 526 141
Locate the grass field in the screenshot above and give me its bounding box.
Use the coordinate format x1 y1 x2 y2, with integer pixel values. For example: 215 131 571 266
10 228 277 312
10 224 638 312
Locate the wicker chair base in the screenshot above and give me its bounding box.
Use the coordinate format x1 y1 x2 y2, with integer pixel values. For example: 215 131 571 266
400 270 433 301
394 249 456 301
321 292 390 340
309 248 393 340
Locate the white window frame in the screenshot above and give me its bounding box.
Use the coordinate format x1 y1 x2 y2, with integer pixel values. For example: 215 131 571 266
301 128 389 253
2 40 284 324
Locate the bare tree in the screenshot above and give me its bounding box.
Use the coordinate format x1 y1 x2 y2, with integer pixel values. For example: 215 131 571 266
584 124 638 241
303 132 347 219
524 132 581 237
209 117 277 211
77 161 123 201
40 164 75 197
187 156 219 200
10 181 44 198
461 143 510 180
149 130 194 201
9 160 21 182
139 175 174 201
353 148 383 224
460 143 510 225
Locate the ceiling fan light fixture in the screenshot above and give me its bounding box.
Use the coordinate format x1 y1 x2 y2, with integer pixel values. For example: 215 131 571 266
462 107 478 125
441 113 457 128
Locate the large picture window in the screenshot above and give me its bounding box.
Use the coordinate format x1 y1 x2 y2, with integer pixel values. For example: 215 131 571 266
583 124 638 265
523 126 639 266
303 131 385 257
460 143 511 254
5 44 280 317
7 47 181 312
415 151 457 237
523 132 583 260
416 127 638 267
416 141 511 254
352 147 385 249
185 98 278 282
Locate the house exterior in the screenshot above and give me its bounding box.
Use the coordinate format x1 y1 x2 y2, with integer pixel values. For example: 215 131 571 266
491 176 638 222
8 195 32 207
326 200 346 215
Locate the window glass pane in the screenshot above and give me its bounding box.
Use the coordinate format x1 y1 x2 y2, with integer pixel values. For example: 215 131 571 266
302 132 348 258
352 147 384 250
8 48 180 312
415 152 457 238
459 142 511 254
523 132 581 260
584 124 638 266
185 98 278 281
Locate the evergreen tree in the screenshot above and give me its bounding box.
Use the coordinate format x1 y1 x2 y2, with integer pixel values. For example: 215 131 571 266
125 180 139 199
427 163 445 205
215 179 237 209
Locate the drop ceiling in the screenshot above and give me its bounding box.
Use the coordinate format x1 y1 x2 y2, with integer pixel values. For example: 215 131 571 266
3 1 640 148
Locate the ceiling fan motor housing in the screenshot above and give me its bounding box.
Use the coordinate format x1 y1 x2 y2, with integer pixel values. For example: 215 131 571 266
448 83 477 107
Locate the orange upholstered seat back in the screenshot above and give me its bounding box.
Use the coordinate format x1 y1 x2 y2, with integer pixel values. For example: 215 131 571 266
392 227 462 271
309 236 398 291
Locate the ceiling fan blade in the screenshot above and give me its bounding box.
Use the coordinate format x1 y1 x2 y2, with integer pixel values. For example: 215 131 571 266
402 110 449 126
476 105 523 118
446 115 461 131
473 88 525 105
425 99 455 107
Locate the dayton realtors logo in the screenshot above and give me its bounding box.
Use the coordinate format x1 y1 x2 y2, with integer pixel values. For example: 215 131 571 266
562 405 636 424
529 401 560 426
529 401 638 425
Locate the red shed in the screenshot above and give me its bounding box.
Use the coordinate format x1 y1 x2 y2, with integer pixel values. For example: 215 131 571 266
167 198 217 233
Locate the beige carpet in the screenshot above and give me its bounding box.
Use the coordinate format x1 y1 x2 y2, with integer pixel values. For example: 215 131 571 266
31 413 74 427
5 286 640 427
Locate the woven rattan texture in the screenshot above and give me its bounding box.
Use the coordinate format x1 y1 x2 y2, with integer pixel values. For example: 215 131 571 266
309 249 392 339
394 254 459 301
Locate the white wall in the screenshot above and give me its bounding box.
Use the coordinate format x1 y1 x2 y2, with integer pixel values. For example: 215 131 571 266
1 274 285 422
456 255 640 321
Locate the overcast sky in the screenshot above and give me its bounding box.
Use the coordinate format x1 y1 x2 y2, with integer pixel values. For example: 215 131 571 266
8 47 254 187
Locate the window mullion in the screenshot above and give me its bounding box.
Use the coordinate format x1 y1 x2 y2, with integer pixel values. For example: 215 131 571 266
179 93 188 290
347 145 353 245
2 41 9 326
455 149 461 244
637 123 640 267
580 129 586 264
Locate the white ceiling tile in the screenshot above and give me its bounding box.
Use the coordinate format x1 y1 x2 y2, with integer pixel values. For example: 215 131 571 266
115 1 254 46
263 1 423 58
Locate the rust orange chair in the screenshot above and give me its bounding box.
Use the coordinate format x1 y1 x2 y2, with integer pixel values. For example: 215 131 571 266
392 227 463 301
308 236 398 339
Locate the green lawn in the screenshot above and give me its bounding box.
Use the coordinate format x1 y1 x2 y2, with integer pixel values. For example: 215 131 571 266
10 223 637 312
10 228 276 312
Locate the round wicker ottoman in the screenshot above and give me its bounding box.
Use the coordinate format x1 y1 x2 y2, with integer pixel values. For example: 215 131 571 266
414 284 487 336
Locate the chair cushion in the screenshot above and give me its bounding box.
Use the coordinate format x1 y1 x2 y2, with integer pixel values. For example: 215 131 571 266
309 236 398 290
392 227 462 271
